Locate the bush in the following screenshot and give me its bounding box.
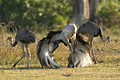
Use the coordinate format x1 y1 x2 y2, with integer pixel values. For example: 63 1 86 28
0 0 72 32
98 0 120 29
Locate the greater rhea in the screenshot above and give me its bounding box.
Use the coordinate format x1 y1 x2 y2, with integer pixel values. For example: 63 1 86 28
68 34 92 68
6 29 36 69
55 24 77 54
77 21 110 64
37 30 66 68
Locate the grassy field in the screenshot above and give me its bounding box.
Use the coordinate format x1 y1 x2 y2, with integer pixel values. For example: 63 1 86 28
0 64 120 80
0 29 120 80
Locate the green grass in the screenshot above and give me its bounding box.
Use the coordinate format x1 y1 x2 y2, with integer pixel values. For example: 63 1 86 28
0 30 120 80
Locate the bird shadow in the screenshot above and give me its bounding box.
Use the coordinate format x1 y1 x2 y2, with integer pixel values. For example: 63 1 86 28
0 66 62 70
0 67 10 70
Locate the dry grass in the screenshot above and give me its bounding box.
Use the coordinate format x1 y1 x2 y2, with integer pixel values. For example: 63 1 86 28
0 29 120 79
0 65 120 80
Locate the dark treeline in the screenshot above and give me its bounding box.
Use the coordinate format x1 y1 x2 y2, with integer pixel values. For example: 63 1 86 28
0 0 120 32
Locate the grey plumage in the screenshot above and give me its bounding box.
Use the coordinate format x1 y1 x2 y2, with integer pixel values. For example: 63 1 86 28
37 30 65 68
55 24 77 54
77 21 110 64
68 34 92 68
78 21 110 41
15 29 36 44
6 29 36 69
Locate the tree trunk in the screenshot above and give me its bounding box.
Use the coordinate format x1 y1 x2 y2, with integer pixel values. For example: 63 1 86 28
71 0 90 26
89 0 98 22
71 0 98 26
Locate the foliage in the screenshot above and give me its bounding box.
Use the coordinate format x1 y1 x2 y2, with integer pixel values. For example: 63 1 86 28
98 0 120 30
0 0 120 32
0 0 72 32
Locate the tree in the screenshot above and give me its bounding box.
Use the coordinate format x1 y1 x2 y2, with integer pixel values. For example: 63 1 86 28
71 0 98 26
89 0 98 22
0 0 72 32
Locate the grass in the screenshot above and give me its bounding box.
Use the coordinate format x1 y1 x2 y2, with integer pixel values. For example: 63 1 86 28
0 64 120 80
0 29 120 80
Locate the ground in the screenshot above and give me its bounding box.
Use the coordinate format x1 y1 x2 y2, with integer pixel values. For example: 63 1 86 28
0 30 120 80
0 64 120 80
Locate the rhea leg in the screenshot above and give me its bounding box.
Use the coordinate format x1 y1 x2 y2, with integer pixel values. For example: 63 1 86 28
11 43 25 68
25 44 31 69
88 36 97 64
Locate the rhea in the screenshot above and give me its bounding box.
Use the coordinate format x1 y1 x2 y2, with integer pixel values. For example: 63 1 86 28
37 30 66 68
68 34 92 68
6 29 36 69
37 38 61 68
55 24 77 53
77 21 110 64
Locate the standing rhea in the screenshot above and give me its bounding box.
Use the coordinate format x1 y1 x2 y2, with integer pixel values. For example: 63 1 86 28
77 21 110 64
55 24 77 53
68 34 92 68
6 29 36 69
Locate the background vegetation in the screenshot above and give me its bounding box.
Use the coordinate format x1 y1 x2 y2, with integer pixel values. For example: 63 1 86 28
0 0 72 32
98 0 120 34
0 0 120 32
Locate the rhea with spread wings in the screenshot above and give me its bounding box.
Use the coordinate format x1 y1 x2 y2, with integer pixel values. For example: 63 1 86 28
37 30 66 68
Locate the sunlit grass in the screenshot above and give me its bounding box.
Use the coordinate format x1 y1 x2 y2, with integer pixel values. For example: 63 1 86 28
0 30 120 79
0 65 120 80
